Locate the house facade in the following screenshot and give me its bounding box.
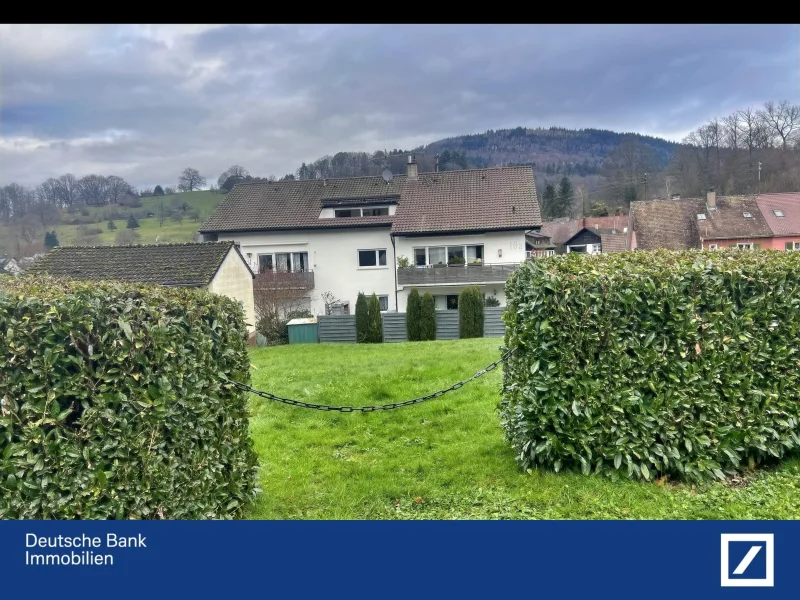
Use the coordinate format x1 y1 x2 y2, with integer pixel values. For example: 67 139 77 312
562 226 627 254
199 160 542 315
28 242 256 333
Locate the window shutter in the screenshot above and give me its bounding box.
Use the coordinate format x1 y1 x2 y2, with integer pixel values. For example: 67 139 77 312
753 243 760 250
786 242 793 251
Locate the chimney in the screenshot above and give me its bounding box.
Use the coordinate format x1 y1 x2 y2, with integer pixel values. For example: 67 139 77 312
707 187 716 210
322 179 327 187
407 155 418 181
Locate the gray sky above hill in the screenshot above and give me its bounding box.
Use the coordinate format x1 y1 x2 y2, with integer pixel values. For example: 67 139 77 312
1 24 798 188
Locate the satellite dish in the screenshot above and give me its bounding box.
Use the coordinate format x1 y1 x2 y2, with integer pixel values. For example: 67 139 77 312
381 169 393 183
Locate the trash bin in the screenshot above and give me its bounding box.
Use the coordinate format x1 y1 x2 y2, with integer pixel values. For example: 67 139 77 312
287 317 319 344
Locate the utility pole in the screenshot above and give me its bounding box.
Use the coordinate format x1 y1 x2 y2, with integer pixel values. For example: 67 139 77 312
757 161 762 195
643 172 649 201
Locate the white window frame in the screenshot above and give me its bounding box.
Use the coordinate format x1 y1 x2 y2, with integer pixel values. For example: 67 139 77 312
257 251 309 272
737 243 754 250
786 242 800 251
377 295 389 312
412 244 485 267
707 244 718 250
773 209 785 218
334 205 391 218
357 248 387 269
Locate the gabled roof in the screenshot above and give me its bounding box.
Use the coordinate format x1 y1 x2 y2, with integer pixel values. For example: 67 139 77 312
631 195 772 250
199 166 541 235
27 242 252 287
756 193 800 236
562 227 628 253
539 215 628 246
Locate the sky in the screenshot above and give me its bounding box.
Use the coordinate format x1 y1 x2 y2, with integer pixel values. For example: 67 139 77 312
1 24 798 189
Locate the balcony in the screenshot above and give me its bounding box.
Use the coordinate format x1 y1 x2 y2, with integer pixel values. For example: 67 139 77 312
254 269 315 291
397 263 520 286
526 249 555 258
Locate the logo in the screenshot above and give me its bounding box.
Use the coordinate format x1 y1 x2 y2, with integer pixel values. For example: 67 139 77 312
720 534 774 587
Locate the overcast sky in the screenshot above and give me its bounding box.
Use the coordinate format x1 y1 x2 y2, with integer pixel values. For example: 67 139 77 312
1 24 798 189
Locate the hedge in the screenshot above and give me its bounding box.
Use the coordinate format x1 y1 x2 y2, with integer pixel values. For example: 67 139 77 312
501 250 800 483
459 286 484 338
0 276 259 519
407 288 422 341
420 292 436 341
366 293 384 343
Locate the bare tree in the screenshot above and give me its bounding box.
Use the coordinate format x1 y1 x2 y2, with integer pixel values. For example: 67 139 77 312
178 168 206 192
739 107 769 156
217 165 249 188
320 291 341 316
56 174 79 207
164 186 176 195
19 214 41 245
253 279 313 344
722 113 741 149
156 202 166 227
77 174 110 206
760 100 800 150
106 176 135 204
29 202 61 228
115 229 141 245
37 178 61 206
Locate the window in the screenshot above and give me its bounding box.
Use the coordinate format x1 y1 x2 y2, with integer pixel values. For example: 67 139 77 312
414 248 427 266
732 243 755 250
708 244 718 250
773 209 785 218
334 209 358 218
413 244 484 266
428 246 446 265
697 213 707 220
362 207 389 216
447 246 465 262
378 295 389 311
466 245 484 262
743 212 752 218
446 294 459 310
786 242 800 251
358 249 387 267
257 252 308 273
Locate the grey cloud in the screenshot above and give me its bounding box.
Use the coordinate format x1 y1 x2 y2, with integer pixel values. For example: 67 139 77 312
1 24 798 188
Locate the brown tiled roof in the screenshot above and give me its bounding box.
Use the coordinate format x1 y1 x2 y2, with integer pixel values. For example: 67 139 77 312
539 215 628 246
631 195 773 250
27 242 249 287
200 166 541 235
596 229 628 253
756 193 800 236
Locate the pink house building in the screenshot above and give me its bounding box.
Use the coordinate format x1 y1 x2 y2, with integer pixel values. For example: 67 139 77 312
756 193 800 251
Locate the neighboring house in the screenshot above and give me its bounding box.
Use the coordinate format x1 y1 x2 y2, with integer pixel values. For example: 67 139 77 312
525 231 555 257
756 193 800 251
539 214 629 251
199 158 542 313
630 189 776 251
27 242 256 332
562 226 628 254
1 258 21 276
16 253 45 272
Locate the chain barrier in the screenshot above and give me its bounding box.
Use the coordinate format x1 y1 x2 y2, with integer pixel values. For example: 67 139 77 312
221 347 514 412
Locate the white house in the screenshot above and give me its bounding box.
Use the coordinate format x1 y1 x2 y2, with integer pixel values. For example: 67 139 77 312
199 159 542 315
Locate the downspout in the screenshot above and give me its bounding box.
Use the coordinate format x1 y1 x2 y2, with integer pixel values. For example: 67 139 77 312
390 232 399 311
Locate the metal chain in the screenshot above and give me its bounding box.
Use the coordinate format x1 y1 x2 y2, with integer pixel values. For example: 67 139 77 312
221 347 514 412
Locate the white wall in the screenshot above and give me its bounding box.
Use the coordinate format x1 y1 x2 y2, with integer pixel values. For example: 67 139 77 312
207 249 256 333
218 228 396 315
393 230 527 266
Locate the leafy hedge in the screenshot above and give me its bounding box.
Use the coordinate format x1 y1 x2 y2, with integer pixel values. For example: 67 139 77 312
501 250 800 483
459 286 484 338
0 276 259 519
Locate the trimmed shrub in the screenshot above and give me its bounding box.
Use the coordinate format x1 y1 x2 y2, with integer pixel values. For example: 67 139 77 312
485 295 501 307
355 292 369 343
459 286 484 338
420 292 436 341
0 276 259 519
501 250 800 483
366 293 384 343
407 287 422 341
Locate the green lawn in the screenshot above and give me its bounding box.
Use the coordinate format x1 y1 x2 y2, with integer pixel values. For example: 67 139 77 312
247 338 800 519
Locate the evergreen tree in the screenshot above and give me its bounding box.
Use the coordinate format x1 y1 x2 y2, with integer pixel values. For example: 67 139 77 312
355 292 369 343
153 185 165 196
419 293 436 341
406 288 422 341
459 286 485 339
366 293 383 343
43 230 59 250
541 182 557 218
624 185 638 205
127 214 140 229
554 176 574 218
107 219 117 230
589 202 609 217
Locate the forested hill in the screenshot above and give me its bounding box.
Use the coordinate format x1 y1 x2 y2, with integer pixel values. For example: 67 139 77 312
293 126 681 181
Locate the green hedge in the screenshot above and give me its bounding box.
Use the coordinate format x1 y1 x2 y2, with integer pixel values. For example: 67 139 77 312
459 286 484 338
366 293 384 343
355 292 369 343
420 292 436 341
0 277 259 519
501 250 800 483
407 288 422 341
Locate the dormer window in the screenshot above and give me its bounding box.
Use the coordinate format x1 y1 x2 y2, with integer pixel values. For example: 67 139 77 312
697 213 707 221
743 211 752 218
334 206 390 218
774 209 785 218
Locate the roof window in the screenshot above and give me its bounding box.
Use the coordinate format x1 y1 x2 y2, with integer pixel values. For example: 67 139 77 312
697 213 707 221
773 209 785 218
743 211 752 218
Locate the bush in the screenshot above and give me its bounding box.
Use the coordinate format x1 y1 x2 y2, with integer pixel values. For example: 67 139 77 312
107 219 117 230
406 287 421 341
448 255 466 266
0 276 258 518
153 185 164 196
366 293 383 343
420 292 436 341
127 214 140 229
355 292 369 343
459 286 484 338
485 295 501 307
501 250 800 483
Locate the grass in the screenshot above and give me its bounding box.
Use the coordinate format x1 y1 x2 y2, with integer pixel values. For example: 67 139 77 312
247 338 800 519
51 190 225 246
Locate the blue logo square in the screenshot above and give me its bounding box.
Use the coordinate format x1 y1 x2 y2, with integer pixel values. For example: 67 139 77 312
727 541 767 579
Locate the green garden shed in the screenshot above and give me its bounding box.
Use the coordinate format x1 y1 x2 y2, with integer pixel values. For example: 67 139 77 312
287 317 319 344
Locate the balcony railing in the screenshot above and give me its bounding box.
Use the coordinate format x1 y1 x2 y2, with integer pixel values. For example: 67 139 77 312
254 269 315 291
526 249 555 258
397 263 520 286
